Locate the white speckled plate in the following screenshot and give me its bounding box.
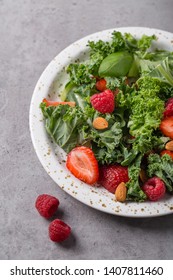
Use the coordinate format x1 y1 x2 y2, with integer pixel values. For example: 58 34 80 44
29 27 173 217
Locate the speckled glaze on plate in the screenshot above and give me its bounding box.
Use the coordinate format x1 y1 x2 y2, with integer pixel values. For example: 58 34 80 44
29 27 173 217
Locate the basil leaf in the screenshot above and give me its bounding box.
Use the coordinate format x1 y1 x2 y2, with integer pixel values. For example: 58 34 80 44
98 51 133 77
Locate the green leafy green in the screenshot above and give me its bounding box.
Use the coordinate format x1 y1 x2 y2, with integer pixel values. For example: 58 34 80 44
88 31 156 58
126 155 147 201
147 154 173 192
40 101 124 164
98 51 133 77
146 57 173 86
118 77 165 166
66 90 88 111
128 77 164 137
104 76 121 90
40 103 88 153
66 63 96 87
60 81 74 101
139 57 173 86
128 55 140 77
83 113 124 164
87 31 127 59
144 49 173 63
92 144 124 165
137 34 157 52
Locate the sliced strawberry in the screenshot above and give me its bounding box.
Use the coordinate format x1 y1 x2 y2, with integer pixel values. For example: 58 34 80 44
66 146 99 184
43 98 75 107
160 116 173 139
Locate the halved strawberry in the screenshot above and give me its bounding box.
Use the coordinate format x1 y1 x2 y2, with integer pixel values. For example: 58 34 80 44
66 146 99 184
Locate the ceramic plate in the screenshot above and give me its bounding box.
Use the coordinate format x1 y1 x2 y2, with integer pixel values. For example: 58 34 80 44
29 27 173 217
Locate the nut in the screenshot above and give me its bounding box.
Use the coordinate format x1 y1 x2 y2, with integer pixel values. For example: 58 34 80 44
139 169 148 183
115 182 127 202
92 117 108 130
165 140 173 151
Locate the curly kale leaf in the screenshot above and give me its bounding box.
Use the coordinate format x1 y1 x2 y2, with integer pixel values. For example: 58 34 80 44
66 63 96 87
81 112 124 164
88 31 127 58
128 77 164 137
137 34 157 52
40 103 88 153
147 154 173 192
126 155 147 201
88 32 156 58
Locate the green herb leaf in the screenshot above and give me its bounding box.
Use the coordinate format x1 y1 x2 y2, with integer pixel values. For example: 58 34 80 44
98 51 133 77
40 103 88 153
147 154 173 192
126 154 147 201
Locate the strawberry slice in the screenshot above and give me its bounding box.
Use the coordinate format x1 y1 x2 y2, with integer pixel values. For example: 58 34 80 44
66 146 99 184
43 98 75 107
160 116 173 139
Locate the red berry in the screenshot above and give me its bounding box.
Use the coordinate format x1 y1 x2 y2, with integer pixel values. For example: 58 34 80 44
35 194 59 218
164 98 173 117
96 79 107 91
49 219 71 242
66 146 99 184
90 89 115 114
98 165 129 194
142 176 166 201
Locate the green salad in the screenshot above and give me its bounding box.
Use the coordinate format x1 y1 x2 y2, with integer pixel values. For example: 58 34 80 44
40 31 173 202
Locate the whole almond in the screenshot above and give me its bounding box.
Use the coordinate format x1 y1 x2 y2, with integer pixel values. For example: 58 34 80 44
115 182 127 202
165 140 173 151
92 117 108 130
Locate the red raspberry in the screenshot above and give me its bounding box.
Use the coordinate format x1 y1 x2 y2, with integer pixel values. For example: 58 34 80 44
90 89 115 113
142 176 166 201
49 219 71 242
98 164 129 193
164 97 173 117
35 194 59 218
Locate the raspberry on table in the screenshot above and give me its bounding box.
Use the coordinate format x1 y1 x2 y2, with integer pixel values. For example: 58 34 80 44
142 176 166 201
49 219 71 242
90 89 115 114
164 97 173 118
35 194 59 218
99 164 129 194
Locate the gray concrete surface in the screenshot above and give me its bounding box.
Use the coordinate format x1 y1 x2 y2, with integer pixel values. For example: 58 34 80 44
0 0 173 260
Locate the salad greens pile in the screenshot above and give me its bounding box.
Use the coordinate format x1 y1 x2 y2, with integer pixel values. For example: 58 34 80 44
40 31 173 202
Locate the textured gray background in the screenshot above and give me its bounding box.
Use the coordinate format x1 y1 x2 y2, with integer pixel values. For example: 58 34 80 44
0 0 173 260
